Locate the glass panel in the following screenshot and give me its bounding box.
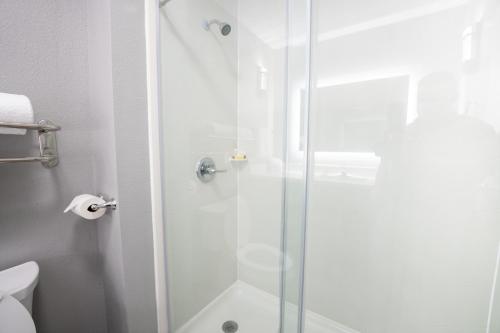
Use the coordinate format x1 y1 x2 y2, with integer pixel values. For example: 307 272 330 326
303 0 500 332
280 0 313 332
158 0 304 332
159 1 240 330
159 1 239 329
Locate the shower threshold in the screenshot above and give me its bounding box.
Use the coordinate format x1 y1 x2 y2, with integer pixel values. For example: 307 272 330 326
176 281 359 333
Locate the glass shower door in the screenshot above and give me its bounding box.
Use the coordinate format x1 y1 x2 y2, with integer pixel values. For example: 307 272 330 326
158 0 310 332
300 0 500 332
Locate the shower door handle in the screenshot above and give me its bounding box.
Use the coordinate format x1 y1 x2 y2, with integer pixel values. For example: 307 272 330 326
196 157 226 182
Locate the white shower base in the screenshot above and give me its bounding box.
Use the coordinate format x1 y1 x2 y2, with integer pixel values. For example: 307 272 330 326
176 281 359 333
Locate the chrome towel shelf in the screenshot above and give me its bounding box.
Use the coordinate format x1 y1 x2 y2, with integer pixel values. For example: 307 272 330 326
0 120 61 168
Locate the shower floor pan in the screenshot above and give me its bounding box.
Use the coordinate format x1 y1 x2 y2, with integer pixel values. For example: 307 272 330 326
176 281 359 333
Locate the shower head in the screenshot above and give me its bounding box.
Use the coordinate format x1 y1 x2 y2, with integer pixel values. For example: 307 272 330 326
203 19 232 36
220 23 232 36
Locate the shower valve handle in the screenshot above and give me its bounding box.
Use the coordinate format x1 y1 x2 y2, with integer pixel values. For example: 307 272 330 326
205 167 226 175
196 157 226 182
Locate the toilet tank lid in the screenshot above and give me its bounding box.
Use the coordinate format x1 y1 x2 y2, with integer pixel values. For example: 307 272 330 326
0 262 39 300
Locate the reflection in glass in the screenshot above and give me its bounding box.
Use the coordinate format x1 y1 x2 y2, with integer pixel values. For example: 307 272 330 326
303 0 500 332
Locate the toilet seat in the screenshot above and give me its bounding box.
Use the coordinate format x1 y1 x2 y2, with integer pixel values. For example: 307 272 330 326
0 292 36 333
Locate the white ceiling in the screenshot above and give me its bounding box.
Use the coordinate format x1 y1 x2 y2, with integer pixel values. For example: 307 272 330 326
215 0 469 48
316 0 441 31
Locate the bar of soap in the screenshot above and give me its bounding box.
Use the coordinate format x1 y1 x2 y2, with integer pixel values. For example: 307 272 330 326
231 153 247 161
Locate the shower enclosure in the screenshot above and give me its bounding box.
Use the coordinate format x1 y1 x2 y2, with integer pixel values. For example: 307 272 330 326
156 0 500 332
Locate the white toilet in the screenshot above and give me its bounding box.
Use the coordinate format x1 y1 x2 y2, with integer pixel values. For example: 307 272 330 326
0 262 39 333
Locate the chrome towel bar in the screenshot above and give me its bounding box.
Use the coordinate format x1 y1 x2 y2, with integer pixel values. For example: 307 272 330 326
0 121 61 132
0 120 61 168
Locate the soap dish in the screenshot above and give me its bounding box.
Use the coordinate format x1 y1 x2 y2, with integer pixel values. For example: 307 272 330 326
230 154 248 162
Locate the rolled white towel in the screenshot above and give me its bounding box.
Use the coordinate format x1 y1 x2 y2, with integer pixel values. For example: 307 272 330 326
0 92 34 135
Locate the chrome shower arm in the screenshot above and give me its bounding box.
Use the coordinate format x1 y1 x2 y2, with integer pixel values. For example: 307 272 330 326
159 0 171 8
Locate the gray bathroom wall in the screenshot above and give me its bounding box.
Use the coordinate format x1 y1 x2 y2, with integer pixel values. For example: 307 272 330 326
107 0 158 331
0 1 107 333
90 0 158 332
0 1 158 333
87 0 128 332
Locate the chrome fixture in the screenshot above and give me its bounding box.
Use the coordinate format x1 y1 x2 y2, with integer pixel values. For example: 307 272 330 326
88 197 117 212
159 0 171 8
0 120 60 168
202 19 232 36
222 320 239 333
196 157 226 182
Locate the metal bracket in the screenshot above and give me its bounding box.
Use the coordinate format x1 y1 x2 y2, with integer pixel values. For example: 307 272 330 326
38 120 59 168
88 195 117 212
